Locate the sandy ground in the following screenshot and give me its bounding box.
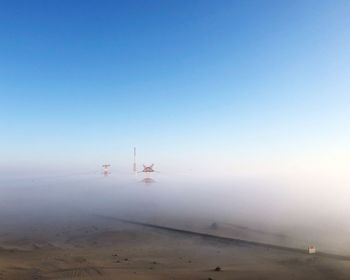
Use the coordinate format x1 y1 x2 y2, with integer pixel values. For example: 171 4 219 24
1 177 350 279
1 214 350 280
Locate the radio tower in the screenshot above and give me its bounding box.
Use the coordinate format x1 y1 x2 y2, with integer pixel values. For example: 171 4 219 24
133 147 137 174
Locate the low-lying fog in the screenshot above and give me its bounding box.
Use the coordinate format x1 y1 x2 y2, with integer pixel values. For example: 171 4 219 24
1 171 350 255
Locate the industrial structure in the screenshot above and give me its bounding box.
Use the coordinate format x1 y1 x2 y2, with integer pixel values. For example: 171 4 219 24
133 147 137 174
141 164 155 173
99 148 157 182
139 164 156 183
102 164 111 176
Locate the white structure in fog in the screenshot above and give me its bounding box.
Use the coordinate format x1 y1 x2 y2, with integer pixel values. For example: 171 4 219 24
133 147 137 174
102 164 111 176
308 245 316 254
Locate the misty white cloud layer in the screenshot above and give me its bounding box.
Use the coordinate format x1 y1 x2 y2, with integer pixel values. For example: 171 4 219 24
1 171 350 255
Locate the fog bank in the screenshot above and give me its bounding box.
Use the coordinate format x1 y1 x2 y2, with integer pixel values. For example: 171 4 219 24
0 172 349 255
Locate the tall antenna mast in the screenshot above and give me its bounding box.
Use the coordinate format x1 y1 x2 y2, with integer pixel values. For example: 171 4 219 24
133 147 137 173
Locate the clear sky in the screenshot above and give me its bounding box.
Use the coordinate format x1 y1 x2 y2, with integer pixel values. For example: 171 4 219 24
0 1 349 180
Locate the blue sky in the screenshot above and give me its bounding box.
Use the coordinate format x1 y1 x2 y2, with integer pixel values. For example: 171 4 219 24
0 0 349 178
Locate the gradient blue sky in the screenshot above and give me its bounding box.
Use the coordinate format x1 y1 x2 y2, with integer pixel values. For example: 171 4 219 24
0 0 349 177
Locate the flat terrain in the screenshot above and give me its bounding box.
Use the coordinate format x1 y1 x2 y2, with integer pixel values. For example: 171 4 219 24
1 215 350 280
1 178 350 279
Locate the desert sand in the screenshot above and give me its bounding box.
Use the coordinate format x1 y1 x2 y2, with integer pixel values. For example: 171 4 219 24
1 177 350 280
1 212 350 280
